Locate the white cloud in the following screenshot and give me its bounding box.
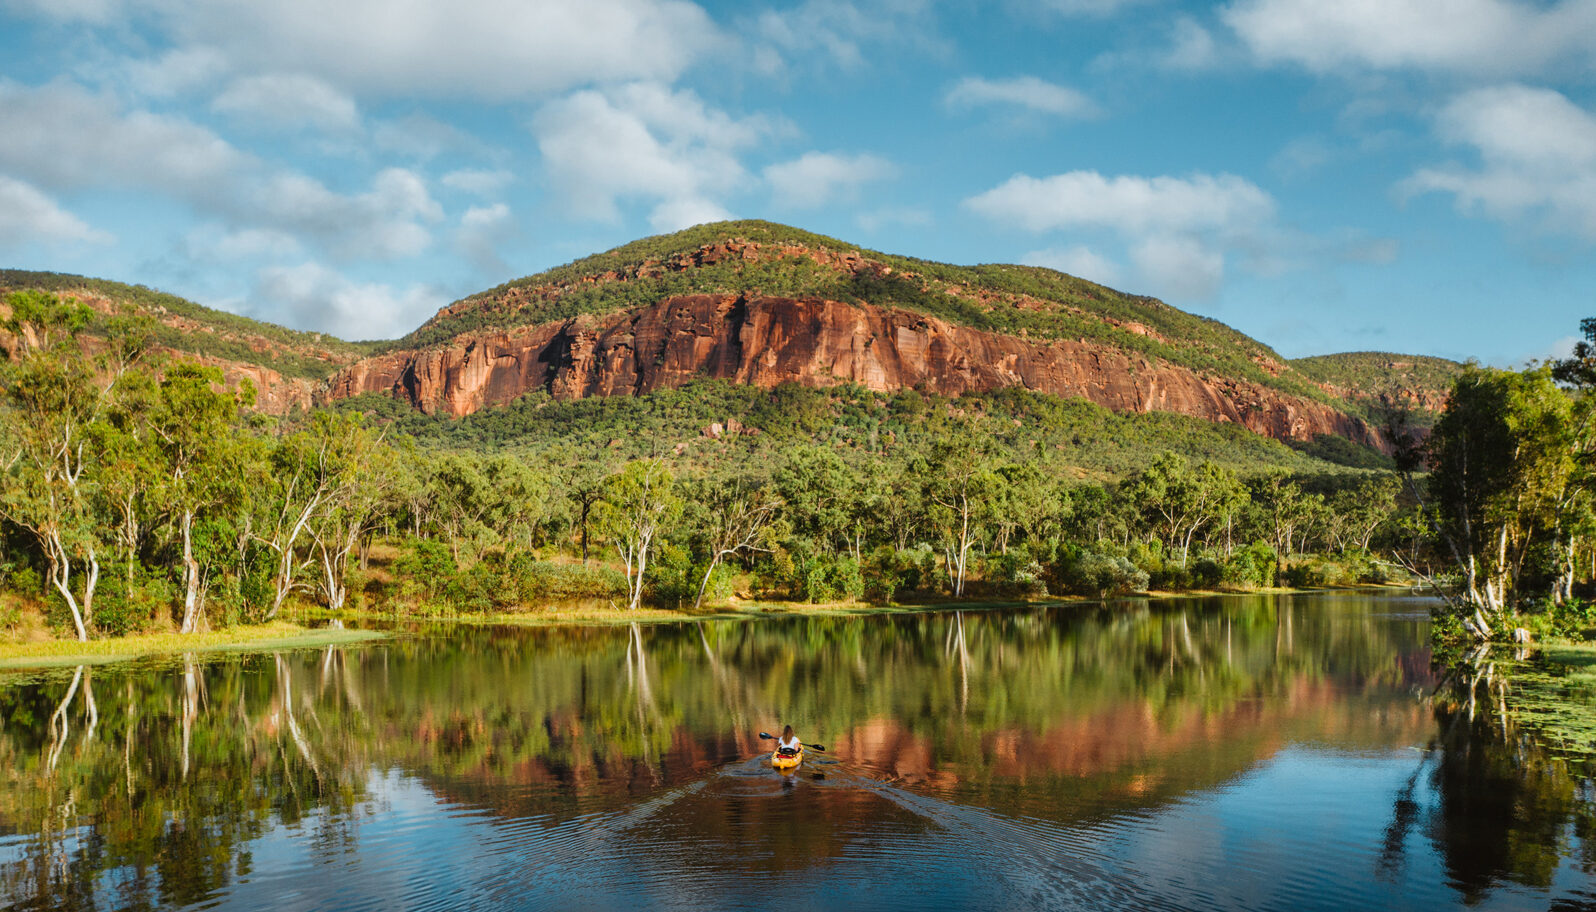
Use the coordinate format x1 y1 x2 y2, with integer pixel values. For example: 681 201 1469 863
534 82 771 231
371 113 487 162
967 170 1282 301
212 73 360 132
187 226 302 261
945 76 1097 118
253 261 442 340
966 170 1276 235
753 0 942 74
1161 16 1219 70
251 167 443 259
763 151 896 209
1405 84 1596 238
17 0 723 100
0 80 441 260
457 203 515 274
0 176 109 245
0 80 243 194
1021 245 1122 286
1130 235 1224 299
119 47 230 97
441 168 515 197
1222 0 1596 75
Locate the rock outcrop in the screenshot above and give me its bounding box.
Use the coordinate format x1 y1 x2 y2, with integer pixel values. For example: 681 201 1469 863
323 294 1381 447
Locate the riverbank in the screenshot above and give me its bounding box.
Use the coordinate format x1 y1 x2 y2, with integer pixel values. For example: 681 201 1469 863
326 582 1410 629
0 621 387 671
0 582 1408 665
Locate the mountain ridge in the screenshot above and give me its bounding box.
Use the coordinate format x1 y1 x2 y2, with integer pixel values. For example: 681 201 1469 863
1 223 1460 449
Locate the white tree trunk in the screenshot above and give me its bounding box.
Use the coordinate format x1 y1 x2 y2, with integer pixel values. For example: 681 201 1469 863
180 510 202 633
45 530 89 641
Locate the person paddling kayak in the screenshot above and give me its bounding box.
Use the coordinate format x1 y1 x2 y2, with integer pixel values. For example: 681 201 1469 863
772 724 803 769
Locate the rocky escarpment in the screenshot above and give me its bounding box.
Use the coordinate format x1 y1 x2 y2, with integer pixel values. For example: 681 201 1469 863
322 294 1382 448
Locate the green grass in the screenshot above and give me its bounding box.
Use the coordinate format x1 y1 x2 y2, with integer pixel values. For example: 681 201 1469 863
0 622 387 671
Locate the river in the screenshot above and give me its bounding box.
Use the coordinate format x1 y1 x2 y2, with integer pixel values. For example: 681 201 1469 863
2 593 1593 910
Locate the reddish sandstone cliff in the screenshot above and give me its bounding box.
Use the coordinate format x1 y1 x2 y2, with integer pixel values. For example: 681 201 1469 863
322 293 1381 447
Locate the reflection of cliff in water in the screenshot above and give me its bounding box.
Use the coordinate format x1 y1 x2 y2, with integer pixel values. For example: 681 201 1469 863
415 595 1434 821
0 593 1513 909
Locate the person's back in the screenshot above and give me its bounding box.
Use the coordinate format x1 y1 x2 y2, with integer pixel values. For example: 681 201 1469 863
777 724 801 754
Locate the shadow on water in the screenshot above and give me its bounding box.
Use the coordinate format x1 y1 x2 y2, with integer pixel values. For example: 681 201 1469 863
1 593 1594 909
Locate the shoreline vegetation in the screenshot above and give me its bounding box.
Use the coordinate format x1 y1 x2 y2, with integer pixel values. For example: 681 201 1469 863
1 289 1414 648
1 582 1404 670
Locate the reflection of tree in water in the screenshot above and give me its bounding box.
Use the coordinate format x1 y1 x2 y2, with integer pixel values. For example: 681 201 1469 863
0 649 373 910
0 594 1454 905
1377 653 1596 902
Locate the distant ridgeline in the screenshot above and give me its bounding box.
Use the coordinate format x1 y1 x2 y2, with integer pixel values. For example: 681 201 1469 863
2 222 1459 473
0 269 372 414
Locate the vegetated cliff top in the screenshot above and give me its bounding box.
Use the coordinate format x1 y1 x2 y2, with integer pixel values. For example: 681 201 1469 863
1290 350 1464 417
1291 350 1465 392
381 220 1330 403
0 269 374 381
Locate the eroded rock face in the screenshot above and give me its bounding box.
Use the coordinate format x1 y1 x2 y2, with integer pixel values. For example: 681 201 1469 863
322 294 1381 446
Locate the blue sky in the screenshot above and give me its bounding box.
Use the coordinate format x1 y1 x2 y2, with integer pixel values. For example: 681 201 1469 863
0 0 1592 365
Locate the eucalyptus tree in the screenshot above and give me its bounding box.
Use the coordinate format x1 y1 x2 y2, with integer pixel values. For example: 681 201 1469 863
684 471 783 610
559 454 610 563
993 462 1069 553
0 293 112 639
1249 472 1322 575
1326 475 1401 555
428 452 498 563
1548 322 1596 603
596 459 681 611
255 428 334 618
1125 454 1245 567
482 454 552 555
919 434 997 596
773 445 860 556
90 371 160 583
874 460 925 552
1421 366 1573 625
150 363 251 633
304 413 399 611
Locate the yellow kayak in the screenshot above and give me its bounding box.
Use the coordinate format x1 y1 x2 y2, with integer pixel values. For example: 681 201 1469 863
771 747 804 770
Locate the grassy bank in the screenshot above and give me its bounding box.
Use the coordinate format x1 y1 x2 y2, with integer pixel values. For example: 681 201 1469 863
336 582 1408 629
0 621 386 671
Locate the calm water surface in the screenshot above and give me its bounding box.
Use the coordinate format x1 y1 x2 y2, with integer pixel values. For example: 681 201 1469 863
3 593 1595 911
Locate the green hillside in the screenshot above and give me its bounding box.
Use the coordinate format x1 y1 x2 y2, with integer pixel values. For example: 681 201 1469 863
0 269 374 380
329 379 1376 479
1292 351 1464 394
